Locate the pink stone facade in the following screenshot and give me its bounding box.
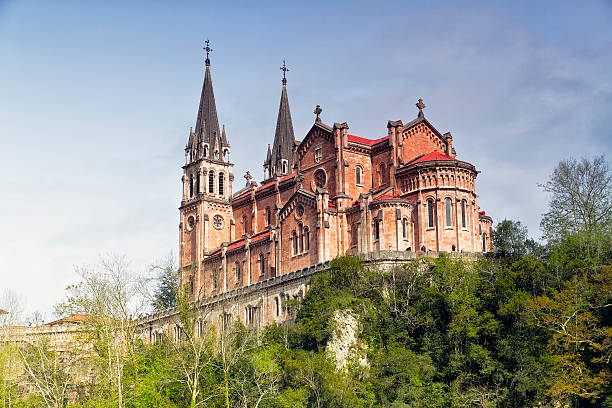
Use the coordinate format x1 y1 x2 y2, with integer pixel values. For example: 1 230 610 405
176 61 493 329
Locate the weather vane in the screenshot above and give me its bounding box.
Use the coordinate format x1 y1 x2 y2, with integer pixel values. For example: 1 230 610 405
280 60 289 85
204 39 213 65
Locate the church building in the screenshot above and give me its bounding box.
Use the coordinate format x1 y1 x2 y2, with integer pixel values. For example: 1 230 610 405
177 47 492 324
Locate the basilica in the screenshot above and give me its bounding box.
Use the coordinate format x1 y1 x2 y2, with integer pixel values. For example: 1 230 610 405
176 49 492 326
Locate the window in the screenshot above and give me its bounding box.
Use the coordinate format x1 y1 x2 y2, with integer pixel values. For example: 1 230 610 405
214 150 219 159
351 225 358 245
402 218 407 239
292 231 298 255
235 262 241 282
314 169 326 188
482 234 487 252
304 227 310 251
218 172 224 196
380 164 386 185
208 170 214 193
355 166 362 185
374 219 380 241
461 201 466 228
445 198 452 227
195 173 200 194
213 270 218 289
281 160 288 174
314 148 322 163
242 216 248 234
266 208 271 226
298 223 303 253
259 254 265 276
427 199 434 228
203 145 209 158
189 175 194 197
275 297 280 317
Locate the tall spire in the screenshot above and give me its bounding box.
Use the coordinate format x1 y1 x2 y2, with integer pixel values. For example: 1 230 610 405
266 60 295 177
194 40 222 159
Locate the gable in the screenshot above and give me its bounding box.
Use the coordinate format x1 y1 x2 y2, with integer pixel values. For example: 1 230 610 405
400 118 450 163
278 189 316 222
296 122 334 161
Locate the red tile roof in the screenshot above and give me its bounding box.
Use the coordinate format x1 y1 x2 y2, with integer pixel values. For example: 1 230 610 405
372 193 401 201
407 151 456 164
233 173 296 201
347 134 388 146
210 230 271 256
46 314 89 326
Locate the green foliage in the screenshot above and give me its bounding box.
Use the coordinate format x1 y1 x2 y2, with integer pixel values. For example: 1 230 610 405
493 219 530 258
11 231 612 407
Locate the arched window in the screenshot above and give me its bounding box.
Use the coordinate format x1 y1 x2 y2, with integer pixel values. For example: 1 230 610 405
351 225 358 245
355 166 362 185
218 172 224 197
298 223 303 253
445 198 452 227
266 208 271 226
292 231 298 255
275 297 280 317
379 164 386 185
482 234 487 252
461 201 466 228
203 145 209 158
304 227 310 251
189 175 194 197
282 160 288 174
374 219 380 241
402 218 407 239
242 216 248 235
427 199 434 228
235 262 241 282
208 170 214 193
259 254 265 276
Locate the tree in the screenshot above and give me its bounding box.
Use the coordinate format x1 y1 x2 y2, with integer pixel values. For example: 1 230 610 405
493 219 529 258
54 255 146 408
18 337 74 408
149 253 179 311
540 155 612 240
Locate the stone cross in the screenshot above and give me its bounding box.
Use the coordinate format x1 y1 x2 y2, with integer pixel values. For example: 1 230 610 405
314 105 322 123
416 98 425 117
244 171 253 186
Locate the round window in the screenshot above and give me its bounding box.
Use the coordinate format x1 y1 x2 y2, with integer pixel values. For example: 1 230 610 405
187 216 195 230
296 204 305 217
212 215 224 230
314 169 326 188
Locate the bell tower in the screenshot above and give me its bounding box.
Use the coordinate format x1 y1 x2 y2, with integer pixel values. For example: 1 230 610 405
179 41 234 301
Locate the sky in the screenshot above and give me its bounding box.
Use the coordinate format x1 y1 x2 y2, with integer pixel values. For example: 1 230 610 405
1 0 611 319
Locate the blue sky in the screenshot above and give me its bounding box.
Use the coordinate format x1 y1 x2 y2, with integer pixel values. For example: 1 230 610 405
1 0 611 317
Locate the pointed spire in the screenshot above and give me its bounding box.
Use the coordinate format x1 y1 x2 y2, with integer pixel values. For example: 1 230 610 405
194 40 221 159
269 60 296 177
266 144 272 161
221 124 229 146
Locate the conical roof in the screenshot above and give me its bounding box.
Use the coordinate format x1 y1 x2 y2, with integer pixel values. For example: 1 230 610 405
269 81 295 174
194 60 222 158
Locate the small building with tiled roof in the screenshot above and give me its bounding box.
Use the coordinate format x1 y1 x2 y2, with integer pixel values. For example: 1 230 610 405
174 51 493 330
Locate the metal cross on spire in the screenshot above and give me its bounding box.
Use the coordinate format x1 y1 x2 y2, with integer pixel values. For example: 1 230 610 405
416 98 426 117
204 39 213 66
280 60 289 85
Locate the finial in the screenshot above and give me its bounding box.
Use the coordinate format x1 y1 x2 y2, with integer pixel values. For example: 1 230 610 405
244 171 253 187
314 105 322 123
416 98 425 117
204 39 213 66
280 59 289 86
